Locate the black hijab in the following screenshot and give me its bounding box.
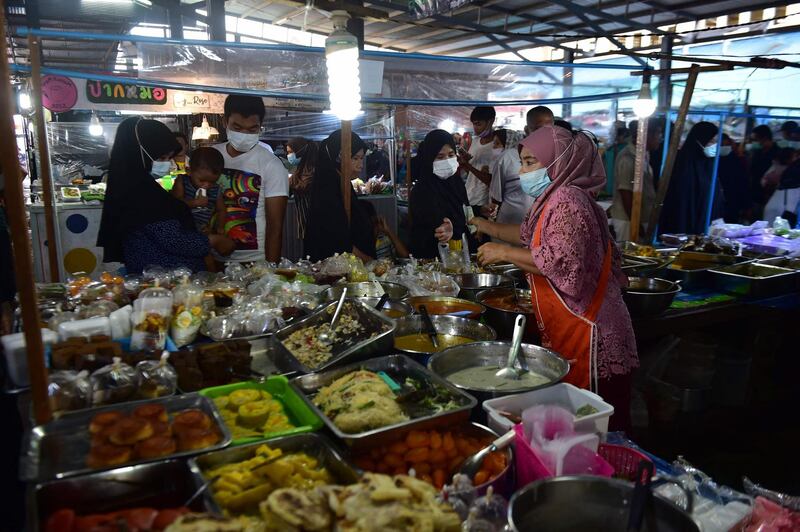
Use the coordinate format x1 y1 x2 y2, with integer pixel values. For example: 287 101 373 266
304 129 376 261
409 129 470 259
97 117 192 262
660 121 722 234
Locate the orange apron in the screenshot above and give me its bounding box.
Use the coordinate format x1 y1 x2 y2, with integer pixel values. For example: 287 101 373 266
527 203 613 392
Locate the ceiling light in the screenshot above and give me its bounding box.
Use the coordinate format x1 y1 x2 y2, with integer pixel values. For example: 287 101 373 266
18 91 31 111
632 75 656 118
192 114 219 140
325 11 362 121
438 119 456 132
88 113 103 136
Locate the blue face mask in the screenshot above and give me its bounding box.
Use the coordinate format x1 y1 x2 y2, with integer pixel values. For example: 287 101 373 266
287 153 299 165
519 167 551 198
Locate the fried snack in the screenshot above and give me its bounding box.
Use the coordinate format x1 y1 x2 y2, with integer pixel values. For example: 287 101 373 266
177 428 220 451
172 409 212 433
87 443 132 468
135 435 178 459
151 420 172 436
133 403 168 423
89 411 124 434
108 417 154 445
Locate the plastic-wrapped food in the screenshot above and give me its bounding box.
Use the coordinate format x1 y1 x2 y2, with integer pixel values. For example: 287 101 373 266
171 280 204 347
136 351 177 399
142 265 172 287
468 486 507 530
78 300 119 319
90 357 138 406
206 281 242 309
48 370 92 414
320 253 350 277
57 317 112 341
440 474 477 522
345 253 370 282
384 270 460 297
108 305 133 340
130 287 173 351
48 311 77 333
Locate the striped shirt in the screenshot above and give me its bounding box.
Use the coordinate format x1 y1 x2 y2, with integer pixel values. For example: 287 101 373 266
179 174 220 233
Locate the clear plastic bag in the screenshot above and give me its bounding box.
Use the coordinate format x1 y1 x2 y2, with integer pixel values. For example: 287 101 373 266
136 351 177 399
90 357 139 406
48 370 92 414
171 280 204 347
130 286 173 351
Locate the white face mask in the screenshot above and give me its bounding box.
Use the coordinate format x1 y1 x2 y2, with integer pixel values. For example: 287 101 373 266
227 130 260 153
700 142 718 158
719 145 733 157
433 157 459 179
150 160 172 178
519 167 551 198
492 148 503 159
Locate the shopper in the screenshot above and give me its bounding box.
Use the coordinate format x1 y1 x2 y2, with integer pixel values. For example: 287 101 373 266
97 117 234 273
717 134 750 223
289 140 318 241
764 157 800 226
214 95 288 263
304 129 375 262
470 125 637 431
366 139 391 181
603 124 630 198
747 124 779 215
173 132 190 172
459 106 497 213
609 120 662 241
171 146 226 234
779 120 799 145
761 147 796 199
659 121 722 235
286 137 310 168
489 129 532 230
361 200 408 260
526 106 554 133
409 129 471 259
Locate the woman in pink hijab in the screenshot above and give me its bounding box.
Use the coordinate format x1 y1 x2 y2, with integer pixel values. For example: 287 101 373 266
472 125 638 431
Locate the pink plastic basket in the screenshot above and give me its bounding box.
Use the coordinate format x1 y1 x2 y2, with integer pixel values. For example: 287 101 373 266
598 443 653 481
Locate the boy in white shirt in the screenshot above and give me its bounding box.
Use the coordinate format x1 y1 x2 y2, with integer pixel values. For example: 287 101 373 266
214 95 288 263
459 106 498 215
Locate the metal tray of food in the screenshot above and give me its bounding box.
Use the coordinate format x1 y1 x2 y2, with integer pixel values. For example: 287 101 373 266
290 354 477 449
20 393 232 482
621 255 660 273
271 298 395 375
757 256 800 270
662 252 752 290
31 458 211 532
189 433 359 514
710 263 800 299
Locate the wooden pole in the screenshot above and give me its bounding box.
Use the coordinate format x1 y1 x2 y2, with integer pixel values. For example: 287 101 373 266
341 120 352 222
29 36 61 282
0 8 51 424
630 118 648 243
645 64 700 241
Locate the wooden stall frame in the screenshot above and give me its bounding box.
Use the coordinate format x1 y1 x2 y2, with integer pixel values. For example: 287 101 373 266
630 117 649 243
341 120 352 222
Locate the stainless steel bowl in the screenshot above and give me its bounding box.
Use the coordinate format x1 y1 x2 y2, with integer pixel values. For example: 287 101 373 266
406 295 486 319
450 273 514 301
508 476 698 532
393 315 496 356
323 281 409 302
623 277 681 318
356 297 413 319
502 268 529 288
476 287 538 342
428 341 569 403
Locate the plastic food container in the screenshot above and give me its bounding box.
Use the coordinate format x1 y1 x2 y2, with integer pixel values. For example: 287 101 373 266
482 383 614 436
57 317 112 341
2 329 59 387
198 377 322 446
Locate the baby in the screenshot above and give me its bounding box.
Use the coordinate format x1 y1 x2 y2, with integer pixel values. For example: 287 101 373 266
171 146 226 235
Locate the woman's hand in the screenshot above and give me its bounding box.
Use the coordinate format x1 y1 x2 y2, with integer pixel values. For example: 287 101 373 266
476 242 509 266
209 234 235 256
434 218 454 242
468 216 490 238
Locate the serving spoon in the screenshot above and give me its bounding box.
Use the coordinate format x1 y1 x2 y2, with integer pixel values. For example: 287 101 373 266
419 304 439 350
458 429 515 479
319 287 347 345
495 314 526 380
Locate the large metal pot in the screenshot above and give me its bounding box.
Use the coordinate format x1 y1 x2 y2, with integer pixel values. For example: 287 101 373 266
355 297 413 319
406 295 485 320
502 268 529 288
508 476 698 532
623 277 681 318
323 281 409 302
393 315 496 358
428 341 569 404
450 273 514 301
476 287 538 342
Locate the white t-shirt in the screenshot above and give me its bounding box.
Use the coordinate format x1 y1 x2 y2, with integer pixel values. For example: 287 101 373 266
465 137 496 206
489 149 534 227
213 143 289 262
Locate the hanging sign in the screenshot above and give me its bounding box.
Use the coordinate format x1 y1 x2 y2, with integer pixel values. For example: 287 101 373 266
86 79 168 105
41 75 78 112
409 0 475 19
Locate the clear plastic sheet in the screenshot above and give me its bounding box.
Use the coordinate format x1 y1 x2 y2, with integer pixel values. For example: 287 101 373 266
261 107 393 141
46 122 119 182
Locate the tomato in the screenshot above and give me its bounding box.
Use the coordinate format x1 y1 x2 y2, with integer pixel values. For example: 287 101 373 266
46 509 76 532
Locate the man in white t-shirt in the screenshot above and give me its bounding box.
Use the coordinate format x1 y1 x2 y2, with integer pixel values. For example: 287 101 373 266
214 95 289 262
459 106 498 213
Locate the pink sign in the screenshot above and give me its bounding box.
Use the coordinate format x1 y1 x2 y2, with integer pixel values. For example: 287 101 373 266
41 75 77 112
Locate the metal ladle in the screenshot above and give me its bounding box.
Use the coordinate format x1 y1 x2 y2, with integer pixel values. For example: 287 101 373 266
319 287 347 345
495 314 526 380
458 429 515 479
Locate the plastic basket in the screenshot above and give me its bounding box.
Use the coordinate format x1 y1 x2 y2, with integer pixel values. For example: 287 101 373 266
598 443 653 481
199 377 323 445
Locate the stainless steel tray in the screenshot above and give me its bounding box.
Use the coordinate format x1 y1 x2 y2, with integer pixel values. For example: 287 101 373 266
31 459 212 531
710 263 800 299
662 252 751 290
271 298 395 375
20 393 232 481
189 433 359 514
290 354 477 449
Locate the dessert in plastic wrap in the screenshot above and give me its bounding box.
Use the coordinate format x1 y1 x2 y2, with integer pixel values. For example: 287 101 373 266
171 280 204 347
203 302 285 341
90 357 139 406
78 300 119 319
136 351 177 399
130 286 173 351
48 370 92 415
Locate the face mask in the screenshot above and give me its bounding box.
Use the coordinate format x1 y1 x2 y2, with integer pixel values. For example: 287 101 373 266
719 145 733 157
151 160 172 178
746 142 762 151
287 153 299 165
227 130 259 152
492 148 503 159
478 127 494 139
519 167 551 198
700 142 718 158
778 139 800 149
433 157 459 179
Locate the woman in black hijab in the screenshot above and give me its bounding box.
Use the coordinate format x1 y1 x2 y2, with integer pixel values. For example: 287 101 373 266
660 121 723 234
98 117 233 273
409 129 470 258
304 129 376 262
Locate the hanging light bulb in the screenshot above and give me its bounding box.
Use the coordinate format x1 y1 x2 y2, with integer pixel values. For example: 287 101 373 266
192 114 218 140
326 11 362 121
632 74 656 118
88 113 103 136
18 91 31 111
438 118 456 132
